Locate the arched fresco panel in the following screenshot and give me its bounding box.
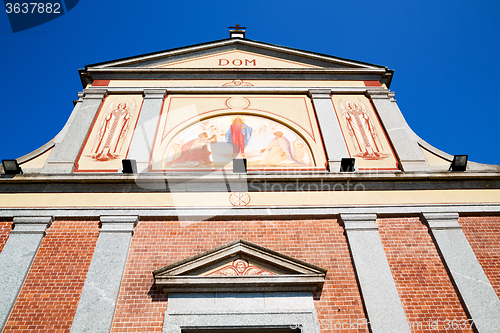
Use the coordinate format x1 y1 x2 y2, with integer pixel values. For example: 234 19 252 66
160 114 314 170
150 95 326 171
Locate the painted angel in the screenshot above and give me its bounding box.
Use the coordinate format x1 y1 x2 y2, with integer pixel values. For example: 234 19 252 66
292 140 308 164
207 259 274 276
92 99 135 161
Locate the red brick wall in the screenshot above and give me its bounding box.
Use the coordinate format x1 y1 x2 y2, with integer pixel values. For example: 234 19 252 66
4 216 492 333
377 217 473 333
3 219 99 333
111 219 369 333
0 221 12 253
460 215 500 299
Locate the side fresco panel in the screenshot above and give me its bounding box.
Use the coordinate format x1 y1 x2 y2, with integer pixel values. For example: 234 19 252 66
331 95 399 170
75 95 144 172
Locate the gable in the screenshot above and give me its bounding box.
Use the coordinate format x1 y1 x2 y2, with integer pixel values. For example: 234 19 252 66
151 50 321 69
86 38 385 71
153 239 327 293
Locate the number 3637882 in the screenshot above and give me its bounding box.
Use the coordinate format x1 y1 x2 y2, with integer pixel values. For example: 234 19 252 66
5 3 61 14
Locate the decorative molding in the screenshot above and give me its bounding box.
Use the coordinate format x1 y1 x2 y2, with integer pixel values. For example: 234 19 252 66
2 203 500 219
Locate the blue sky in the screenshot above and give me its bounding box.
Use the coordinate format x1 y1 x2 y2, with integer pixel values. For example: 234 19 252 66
1 0 499 166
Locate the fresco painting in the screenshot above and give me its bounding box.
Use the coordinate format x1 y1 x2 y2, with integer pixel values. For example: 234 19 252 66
76 95 143 172
151 95 327 171
332 95 399 170
201 259 276 276
161 114 313 170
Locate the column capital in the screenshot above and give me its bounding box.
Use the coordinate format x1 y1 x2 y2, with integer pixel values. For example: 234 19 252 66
421 212 461 230
73 92 85 105
11 216 53 235
143 88 168 99
340 213 378 231
365 89 391 99
82 88 108 99
307 89 332 99
99 216 138 235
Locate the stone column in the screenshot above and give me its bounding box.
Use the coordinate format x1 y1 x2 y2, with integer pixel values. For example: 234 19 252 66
44 88 108 173
422 212 500 333
0 216 53 330
70 216 137 333
366 90 429 171
340 213 411 333
308 89 350 172
127 89 167 172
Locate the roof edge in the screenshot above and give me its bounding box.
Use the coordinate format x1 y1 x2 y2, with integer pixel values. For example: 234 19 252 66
84 37 388 70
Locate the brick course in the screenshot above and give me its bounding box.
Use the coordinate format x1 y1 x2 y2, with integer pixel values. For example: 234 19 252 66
3 219 99 333
0 221 12 253
110 219 369 333
460 215 500 299
377 217 473 333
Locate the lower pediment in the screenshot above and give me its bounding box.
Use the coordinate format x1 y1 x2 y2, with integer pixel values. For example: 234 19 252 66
153 239 326 293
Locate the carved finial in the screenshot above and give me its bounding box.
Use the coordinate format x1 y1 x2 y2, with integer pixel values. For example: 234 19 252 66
229 24 246 38
229 24 246 31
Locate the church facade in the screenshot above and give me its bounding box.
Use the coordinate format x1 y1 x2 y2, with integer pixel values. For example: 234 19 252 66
1 29 500 333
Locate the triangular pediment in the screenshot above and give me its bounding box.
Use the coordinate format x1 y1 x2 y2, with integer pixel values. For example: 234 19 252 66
153 239 326 293
152 49 320 69
88 38 384 71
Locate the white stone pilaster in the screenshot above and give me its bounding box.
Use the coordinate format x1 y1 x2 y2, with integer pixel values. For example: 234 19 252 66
308 89 350 172
44 89 108 173
341 213 411 333
127 89 167 172
70 216 137 333
0 216 53 330
367 90 429 171
423 212 500 333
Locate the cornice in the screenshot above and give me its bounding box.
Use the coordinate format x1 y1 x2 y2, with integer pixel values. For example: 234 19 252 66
0 171 499 194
